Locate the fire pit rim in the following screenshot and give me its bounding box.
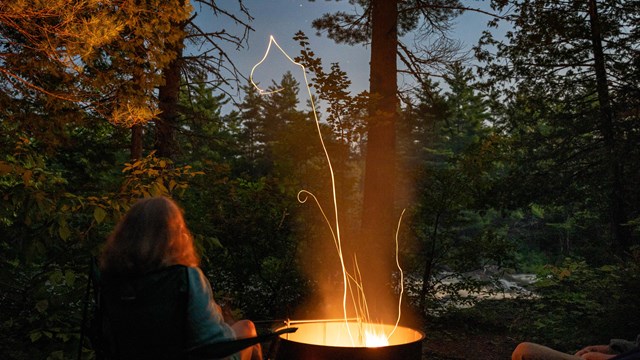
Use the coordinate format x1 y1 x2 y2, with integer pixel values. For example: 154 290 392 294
273 320 425 348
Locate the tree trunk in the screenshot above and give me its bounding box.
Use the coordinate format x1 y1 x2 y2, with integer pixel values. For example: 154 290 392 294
587 0 630 253
130 124 143 160
358 0 398 322
155 24 185 160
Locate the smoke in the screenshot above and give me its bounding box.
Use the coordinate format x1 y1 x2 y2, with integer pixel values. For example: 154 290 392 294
251 36 413 333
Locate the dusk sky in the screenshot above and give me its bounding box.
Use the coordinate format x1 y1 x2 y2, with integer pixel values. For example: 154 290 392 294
198 0 501 104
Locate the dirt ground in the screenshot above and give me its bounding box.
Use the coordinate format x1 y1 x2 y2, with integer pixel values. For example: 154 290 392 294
422 325 519 360
416 298 527 360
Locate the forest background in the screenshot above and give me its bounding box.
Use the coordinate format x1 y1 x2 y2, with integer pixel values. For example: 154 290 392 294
1 1 639 359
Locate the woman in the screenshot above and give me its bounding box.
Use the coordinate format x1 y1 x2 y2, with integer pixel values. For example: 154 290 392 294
99 196 261 360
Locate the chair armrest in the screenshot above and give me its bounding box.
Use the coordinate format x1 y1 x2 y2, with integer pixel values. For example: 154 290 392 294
188 327 297 359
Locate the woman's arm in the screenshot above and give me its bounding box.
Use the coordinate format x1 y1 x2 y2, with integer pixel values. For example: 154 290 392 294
185 267 236 349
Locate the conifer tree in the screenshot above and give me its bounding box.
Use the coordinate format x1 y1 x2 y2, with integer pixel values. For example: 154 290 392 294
310 0 467 319
478 0 640 253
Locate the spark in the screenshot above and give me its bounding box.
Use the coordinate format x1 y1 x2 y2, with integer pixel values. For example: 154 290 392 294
251 35 353 345
250 35 406 348
388 208 406 340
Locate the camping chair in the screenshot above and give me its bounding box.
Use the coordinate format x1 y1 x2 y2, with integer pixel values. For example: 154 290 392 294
79 258 295 360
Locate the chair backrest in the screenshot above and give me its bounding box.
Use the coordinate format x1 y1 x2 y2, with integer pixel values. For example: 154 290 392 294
98 265 189 360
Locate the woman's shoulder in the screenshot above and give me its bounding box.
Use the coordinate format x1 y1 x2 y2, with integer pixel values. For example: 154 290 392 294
186 267 213 292
186 266 207 279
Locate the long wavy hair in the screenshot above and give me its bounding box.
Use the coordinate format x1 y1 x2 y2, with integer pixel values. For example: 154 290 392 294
100 196 199 275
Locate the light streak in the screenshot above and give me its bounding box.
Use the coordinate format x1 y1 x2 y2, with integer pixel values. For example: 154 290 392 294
388 208 406 340
251 35 353 345
250 35 406 348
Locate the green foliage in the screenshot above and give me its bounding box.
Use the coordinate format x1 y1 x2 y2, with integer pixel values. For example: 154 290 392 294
0 135 204 359
398 64 518 315
3 263 86 360
294 31 368 153
478 0 640 253
0 142 88 358
1 0 193 125
173 72 325 321
120 151 204 199
515 257 640 350
0 137 80 262
310 0 463 46
513 247 550 274
188 174 311 320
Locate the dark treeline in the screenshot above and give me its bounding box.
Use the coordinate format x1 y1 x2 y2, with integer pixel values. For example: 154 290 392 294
1 1 639 358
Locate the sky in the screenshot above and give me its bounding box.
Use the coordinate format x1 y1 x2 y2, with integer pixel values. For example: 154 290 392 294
195 0 501 105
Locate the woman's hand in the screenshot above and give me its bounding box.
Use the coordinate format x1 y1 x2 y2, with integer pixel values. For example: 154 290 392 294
579 353 617 360
217 303 237 325
576 345 617 359
575 345 611 356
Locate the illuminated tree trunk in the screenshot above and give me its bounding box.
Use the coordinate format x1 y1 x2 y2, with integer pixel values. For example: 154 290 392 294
359 0 399 320
587 0 630 252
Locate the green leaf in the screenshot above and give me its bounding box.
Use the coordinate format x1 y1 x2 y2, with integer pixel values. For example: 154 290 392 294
530 203 544 219
30 331 42 342
64 270 75 286
35 300 48 313
50 270 64 284
93 206 107 224
49 350 65 359
58 222 71 241
57 333 71 342
206 237 223 249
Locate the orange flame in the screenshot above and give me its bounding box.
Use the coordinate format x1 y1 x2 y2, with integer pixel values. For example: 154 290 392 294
364 329 389 347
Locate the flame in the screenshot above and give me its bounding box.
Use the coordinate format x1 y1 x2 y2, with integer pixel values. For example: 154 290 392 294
251 36 406 348
362 322 391 347
364 329 389 347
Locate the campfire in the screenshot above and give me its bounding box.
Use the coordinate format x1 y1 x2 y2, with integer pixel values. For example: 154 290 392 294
273 320 424 360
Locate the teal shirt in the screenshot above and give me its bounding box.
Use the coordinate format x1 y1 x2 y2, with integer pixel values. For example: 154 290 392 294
186 267 240 360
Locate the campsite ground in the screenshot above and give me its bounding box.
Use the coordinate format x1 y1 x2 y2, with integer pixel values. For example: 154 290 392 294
419 299 525 360
422 319 519 360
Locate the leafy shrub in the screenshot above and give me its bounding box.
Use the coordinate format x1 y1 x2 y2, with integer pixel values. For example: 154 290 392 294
517 257 640 351
0 140 205 359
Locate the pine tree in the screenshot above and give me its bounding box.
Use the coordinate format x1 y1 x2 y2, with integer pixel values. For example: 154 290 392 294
310 0 467 320
477 0 640 253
